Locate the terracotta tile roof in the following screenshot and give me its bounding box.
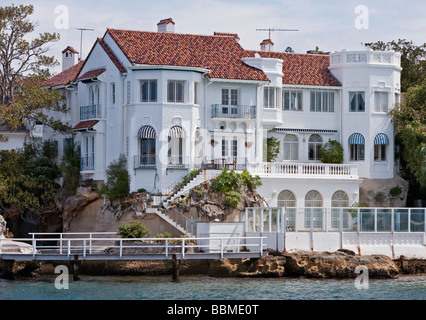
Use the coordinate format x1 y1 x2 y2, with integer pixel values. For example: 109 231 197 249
43 60 85 87
260 39 274 46
213 32 240 40
157 18 175 25
76 68 106 82
73 120 99 131
246 50 341 87
106 29 269 82
97 38 127 73
62 46 79 54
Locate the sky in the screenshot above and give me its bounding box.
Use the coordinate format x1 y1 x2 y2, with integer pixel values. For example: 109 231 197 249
2 0 426 75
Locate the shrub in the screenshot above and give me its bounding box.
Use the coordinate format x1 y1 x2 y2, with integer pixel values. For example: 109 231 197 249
240 170 262 191
98 154 130 203
267 137 280 162
390 186 402 197
320 140 344 164
118 221 150 239
225 191 242 208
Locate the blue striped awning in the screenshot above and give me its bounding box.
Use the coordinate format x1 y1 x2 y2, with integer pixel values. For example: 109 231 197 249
138 125 156 139
169 126 185 139
374 133 389 145
348 133 365 145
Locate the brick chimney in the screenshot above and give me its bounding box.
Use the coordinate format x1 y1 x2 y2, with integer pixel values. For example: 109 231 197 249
62 46 79 71
260 39 274 52
157 18 175 33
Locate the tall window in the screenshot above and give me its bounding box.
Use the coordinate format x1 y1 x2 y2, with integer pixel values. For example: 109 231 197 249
331 191 349 230
82 135 95 171
111 83 116 105
232 138 238 157
349 133 365 161
278 190 296 230
222 88 238 105
283 90 303 111
305 190 323 229
168 80 185 103
283 134 298 161
222 138 229 157
168 126 185 165
126 81 131 104
349 92 365 112
140 80 157 102
138 126 156 166
310 91 334 112
374 133 389 162
194 82 200 105
90 87 95 105
264 87 279 108
374 92 389 112
308 134 323 161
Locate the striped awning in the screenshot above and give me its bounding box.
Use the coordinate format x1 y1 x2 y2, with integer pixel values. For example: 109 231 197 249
374 133 389 145
168 126 185 138
138 125 156 139
348 133 365 145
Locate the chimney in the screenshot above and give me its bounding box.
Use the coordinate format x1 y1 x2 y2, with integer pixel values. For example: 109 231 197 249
157 18 175 33
62 46 79 71
260 39 274 52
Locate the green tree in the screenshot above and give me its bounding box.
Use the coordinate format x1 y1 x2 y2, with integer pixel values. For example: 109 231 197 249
390 80 426 190
99 154 130 203
364 39 426 92
0 4 68 136
319 140 344 164
60 142 81 196
267 137 280 162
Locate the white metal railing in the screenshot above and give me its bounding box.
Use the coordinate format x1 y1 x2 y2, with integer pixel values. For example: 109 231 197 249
243 207 426 234
247 162 359 179
0 233 266 260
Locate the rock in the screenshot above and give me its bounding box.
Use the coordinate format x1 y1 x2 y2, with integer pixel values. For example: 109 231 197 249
62 191 100 231
0 214 6 239
359 175 409 207
284 250 399 279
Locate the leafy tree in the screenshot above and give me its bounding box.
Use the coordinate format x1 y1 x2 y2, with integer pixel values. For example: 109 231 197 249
364 39 426 92
390 80 426 190
60 142 81 196
98 154 131 203
319 140 344 164
0 4 68 136
118 221 150 239
266 137 280 162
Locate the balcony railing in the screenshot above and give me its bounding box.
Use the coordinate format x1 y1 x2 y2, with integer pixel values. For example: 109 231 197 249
212 104 256 120
81 157 95 171
167 156 190 169
247 162 359 179
202 157 247 171
134 155 156 169
80 105 102 120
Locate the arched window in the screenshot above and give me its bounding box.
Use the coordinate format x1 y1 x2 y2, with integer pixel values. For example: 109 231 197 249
305 190 323 229
331 191 349 230
90 87 95 105
168 126 185 166
95 85 100 105
138 125 156 166
308 134 323 161
349 133 365 161
374 133 389 162
283 134 298 161
278 190 296 231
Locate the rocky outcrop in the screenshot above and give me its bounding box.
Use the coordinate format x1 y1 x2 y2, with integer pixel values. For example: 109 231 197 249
0 214 6 239
359 175 409 207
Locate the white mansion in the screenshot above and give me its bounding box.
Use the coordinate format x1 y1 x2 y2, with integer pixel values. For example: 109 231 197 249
43 18 402 209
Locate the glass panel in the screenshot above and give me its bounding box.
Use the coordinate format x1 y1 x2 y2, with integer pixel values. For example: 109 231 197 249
150 81 157 102
410 209 425 232
141 81 148 102
394 209 409 232
176 81 184 102
283 91 289 110
344 209 358 232
167 81 174 102
310 92 315 111
377 209 392 232
297 92 303 111
255 209 262 232
222 89 229 105
329 93 334 112
360 209 375 232
286 208 296 232
231 89 238 105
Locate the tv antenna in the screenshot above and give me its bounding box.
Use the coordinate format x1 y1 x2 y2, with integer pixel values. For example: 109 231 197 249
76 28 95 60
256 28 299 52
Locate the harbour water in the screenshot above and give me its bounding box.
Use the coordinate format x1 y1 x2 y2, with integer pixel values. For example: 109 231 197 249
0 275 425 300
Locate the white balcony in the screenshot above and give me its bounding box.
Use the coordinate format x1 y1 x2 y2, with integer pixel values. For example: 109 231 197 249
248 162 359 179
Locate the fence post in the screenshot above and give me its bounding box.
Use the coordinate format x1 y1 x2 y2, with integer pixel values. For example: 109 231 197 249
165 239 169 258
32 235 36 258
59 234 63 255
182 238 185 259
89 233 93 255
260 236 264 255
67 239 71 257
83 239 87 257
119 239 123 258
220 238 224 259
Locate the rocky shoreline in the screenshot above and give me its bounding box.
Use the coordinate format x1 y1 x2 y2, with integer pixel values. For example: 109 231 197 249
1 249 424 280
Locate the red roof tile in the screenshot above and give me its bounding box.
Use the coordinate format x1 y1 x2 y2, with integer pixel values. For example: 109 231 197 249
213 32 240 40
76 68 106 82
73 120 99 131
43 60 85 87
62 46 79 54
97 38 127 73
106 29 269 82
246 51 341 87
157 18 175 25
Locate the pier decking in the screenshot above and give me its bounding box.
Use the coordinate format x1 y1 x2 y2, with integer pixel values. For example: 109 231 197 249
0 233 266 262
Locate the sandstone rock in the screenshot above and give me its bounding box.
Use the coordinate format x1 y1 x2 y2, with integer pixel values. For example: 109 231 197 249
359 175 409 207
0 214 6 239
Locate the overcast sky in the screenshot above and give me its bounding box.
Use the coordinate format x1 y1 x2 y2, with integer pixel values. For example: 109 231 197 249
3 0 425 75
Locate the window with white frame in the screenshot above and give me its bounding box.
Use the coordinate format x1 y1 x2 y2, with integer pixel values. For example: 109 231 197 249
308 134 323 161
349 92 365 112
374 133 389 162
349 133 365 161
194 82 200 105
374 92 389 112
283 90 303 111
222 138 229 157
283 134 299 161
264 87 279 108
331 191 349 230
278 190 296 230
222 88 238 105
167 80 185 103
140 80 157 102
232 138 238 157
304 190 323 229
310 91 334 112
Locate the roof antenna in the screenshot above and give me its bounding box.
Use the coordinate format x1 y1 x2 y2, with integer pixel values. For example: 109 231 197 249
76 28 95 61
256 28 299 53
